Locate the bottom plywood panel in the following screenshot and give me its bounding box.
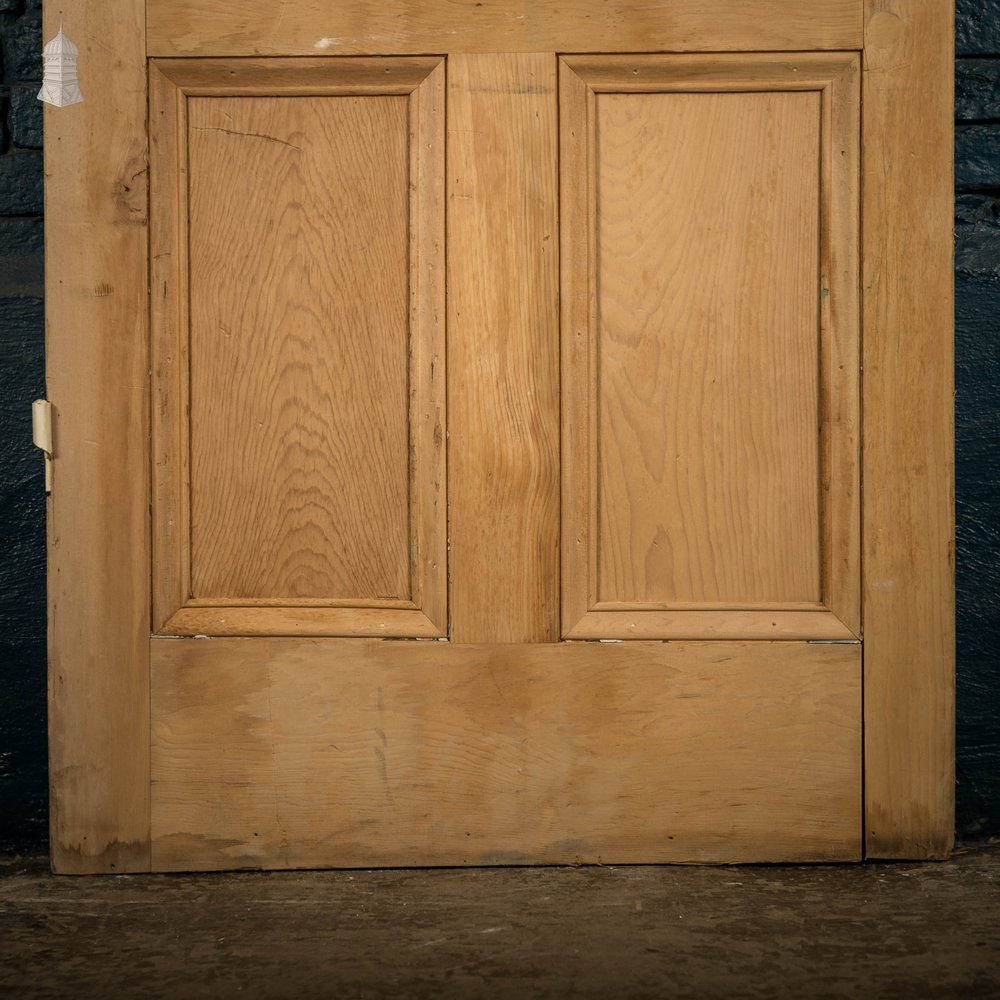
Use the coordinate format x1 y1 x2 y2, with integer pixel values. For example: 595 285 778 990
150 639 861 870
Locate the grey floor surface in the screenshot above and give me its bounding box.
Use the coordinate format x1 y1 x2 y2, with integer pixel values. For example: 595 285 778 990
1 844 998 999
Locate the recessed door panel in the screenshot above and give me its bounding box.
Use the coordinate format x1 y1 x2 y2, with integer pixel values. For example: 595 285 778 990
150 59 447 638
596 89 821 606
561 54 860 640
187 94 411 603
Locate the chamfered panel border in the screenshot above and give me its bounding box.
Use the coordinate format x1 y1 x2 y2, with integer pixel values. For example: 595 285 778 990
149 57 447 638
151 637 861 870
559 53 861 642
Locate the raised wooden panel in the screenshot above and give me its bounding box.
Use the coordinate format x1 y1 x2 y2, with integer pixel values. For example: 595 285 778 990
561 54 860 641
150 59 446 637
151 637 862 870
447 53 560 643
188 94 410 602
596 89 821 606
146 0 864 58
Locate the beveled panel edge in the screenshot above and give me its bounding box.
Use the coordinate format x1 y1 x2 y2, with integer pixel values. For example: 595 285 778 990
592 601 827 612
559 57 597 639
819 54 862 636
407 60 449 634
560 51 860 92
185 597 420 610
564 611 859 641
150 61 191 634
150 56 443 95
161 607 446 638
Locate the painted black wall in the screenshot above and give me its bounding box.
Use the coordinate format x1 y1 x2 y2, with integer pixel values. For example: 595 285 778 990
0 0 45 854
0 4 997 854
954 0 1000 839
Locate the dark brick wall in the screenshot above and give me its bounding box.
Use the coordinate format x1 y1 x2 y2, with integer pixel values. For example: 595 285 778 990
0 0 45 854
955 0 1000 840
0 5 997 854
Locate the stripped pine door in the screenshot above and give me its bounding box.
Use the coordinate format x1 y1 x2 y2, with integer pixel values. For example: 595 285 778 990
46 0 954 872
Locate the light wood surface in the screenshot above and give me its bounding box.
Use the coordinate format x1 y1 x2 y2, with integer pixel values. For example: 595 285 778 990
560 54 860 641
146 0 863 57
564 612 857 642
161 606 443 639
50 0 953 872
596 89 821 605
818 55 862 636
149 64 189 631
447 53 560 643
862 0 955 858
45 0 151 873
151 638 861 870
150 59 447 636
559 53 861 92
188 94 411 601
150 57 442 95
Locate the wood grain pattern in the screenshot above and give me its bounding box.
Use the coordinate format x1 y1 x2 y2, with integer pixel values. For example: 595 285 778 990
862 0 955 858
447 53 560 643
151 637 861 870
150 59 446 636
596 90 821 605
46 0 151 873
188 94 410 601
146 0 864 58
560 54 860 641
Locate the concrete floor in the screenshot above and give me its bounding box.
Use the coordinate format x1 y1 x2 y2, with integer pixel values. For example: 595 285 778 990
1 845 998 999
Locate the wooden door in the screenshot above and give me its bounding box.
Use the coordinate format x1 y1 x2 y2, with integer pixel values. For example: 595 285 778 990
45 0 954 873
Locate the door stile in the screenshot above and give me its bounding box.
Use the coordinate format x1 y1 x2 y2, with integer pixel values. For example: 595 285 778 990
46 0 152 873
861 0 955 858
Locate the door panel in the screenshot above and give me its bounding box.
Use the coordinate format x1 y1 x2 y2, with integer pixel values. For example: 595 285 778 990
560 54 860 641
188 94 411 603
595 89 821 605
150 59 447 638
150 638 861 869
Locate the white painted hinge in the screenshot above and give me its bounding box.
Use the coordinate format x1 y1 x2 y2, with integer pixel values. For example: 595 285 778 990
32 399 53 493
